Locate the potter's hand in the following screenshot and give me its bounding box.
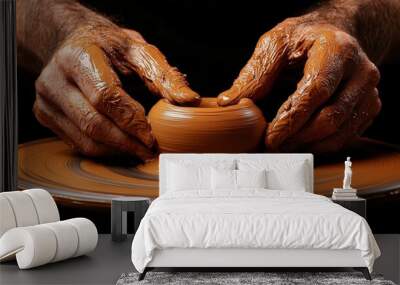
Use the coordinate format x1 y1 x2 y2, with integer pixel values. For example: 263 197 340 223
216 0 400 153
218 21 381 153
27 8 199 159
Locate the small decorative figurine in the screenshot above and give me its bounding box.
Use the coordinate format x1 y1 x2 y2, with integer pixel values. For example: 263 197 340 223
343 157 353 190
332 157 357 200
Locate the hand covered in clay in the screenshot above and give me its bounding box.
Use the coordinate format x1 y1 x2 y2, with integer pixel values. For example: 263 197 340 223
33 25 199 160
217 17 381 153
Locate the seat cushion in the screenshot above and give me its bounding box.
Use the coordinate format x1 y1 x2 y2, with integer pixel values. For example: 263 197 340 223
0 189 60 238
0 218 97 269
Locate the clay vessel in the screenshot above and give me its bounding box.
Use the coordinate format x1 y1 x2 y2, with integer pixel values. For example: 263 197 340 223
148 97 267 153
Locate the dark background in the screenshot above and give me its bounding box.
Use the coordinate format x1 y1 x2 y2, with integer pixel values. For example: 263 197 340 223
18 0 400 145
17 1 400 233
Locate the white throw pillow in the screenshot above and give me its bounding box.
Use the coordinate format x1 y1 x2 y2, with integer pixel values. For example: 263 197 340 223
167 163 210 191
211 169 267 190
166 160 235 191
236 169 267 189
211 168 236 190
238 159 309 191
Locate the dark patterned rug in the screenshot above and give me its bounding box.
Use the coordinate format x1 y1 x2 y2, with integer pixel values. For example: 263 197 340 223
116 272 395 285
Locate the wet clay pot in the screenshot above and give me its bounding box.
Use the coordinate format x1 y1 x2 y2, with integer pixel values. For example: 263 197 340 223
148 97 267 153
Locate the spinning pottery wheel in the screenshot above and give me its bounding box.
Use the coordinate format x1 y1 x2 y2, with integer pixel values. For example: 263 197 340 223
18 138 159 207
18 137 400 207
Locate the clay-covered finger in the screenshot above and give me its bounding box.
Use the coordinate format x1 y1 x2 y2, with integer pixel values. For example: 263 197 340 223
305 89 381 153
57 44 154 148
35 69 154 161
266 36 357 151
284 60 380 145
124 41 200 105
33 95 111 157
217 29 289 106
122 29 146 44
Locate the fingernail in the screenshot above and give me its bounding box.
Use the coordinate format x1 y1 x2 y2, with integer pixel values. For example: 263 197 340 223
178 88 201 105
217 94 232 106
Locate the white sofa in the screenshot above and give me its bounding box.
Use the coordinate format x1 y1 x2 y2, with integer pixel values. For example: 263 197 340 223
0 189 97 269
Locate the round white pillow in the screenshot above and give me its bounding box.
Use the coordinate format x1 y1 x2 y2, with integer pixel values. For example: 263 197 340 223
23 189 60 223
42 221 79 262
0 218 98 269
65 218 98 257
0 225 57 268
1 192 39 227
0 196 17 238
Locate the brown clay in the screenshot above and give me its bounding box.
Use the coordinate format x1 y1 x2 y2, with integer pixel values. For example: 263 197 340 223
19 138 400 206
148 97 267 153
19 0 397 156
31 21 199 161
217 18 382 153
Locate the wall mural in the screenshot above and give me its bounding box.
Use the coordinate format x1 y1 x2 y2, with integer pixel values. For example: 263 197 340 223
16 0 400 233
